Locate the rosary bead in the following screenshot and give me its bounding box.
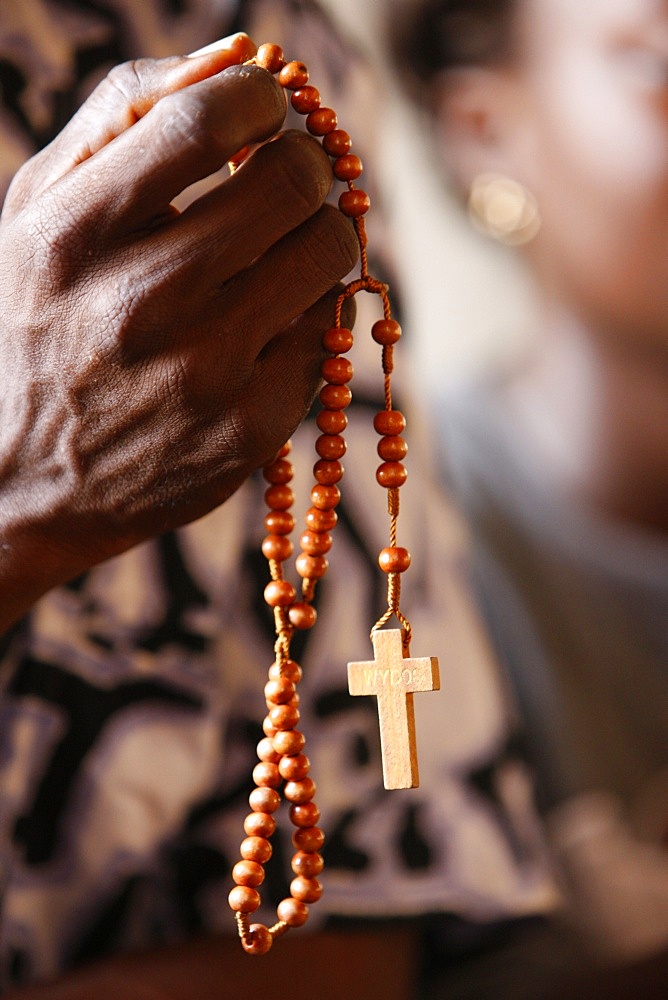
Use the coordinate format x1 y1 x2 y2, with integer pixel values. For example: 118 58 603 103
288 602 318 630
279 752 310 781
242 924 273 956
320 383 352 410
262 715 278 739
264 580 297 608
265 677 296 705
300 529 333 555
305 507 338 531
296 553 329 579
277 897 309 927
290 875 323 903
323 128 352 156
322 326 354 354
310 484 340 511
228 885 261 914
263 458 293 484
264 511 295 535
241 835 273 864
376 461 408 488
321 356 353 384
291 851 324 878
233 859 265 888
252 761 282 788
306 107 338 135
377 435 408 461
292 826 325 852
264 484 294 511
268 659 303 684
243 812 277 839
255 42 285 74
284 777 316 803
249 787 281 814
273 728 306 757
278 60 309 89
269 703 300 731
371 318 402 345
289 801 321 828
291 85 321 114
256 736 281 763
333 154 363 181
339 189 371 218
316 410 347 435
315 434 346 460
373 410 406 436
313 459 343 485
277 441 292 458
261 535 294 562
378 546 412 574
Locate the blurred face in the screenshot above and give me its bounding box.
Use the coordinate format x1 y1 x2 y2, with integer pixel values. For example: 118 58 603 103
510 0 668 348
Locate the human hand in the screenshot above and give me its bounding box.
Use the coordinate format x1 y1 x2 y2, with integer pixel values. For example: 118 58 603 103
0 34 358 628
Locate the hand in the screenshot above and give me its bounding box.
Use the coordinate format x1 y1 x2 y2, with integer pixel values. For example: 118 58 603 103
0 34 358 629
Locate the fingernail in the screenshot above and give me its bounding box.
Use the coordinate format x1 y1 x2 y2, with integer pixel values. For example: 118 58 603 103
187 32 249 58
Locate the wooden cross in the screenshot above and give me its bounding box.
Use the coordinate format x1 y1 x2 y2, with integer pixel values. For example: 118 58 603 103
347 629 440 790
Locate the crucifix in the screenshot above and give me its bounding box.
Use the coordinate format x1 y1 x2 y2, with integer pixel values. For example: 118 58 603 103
347 629 440 790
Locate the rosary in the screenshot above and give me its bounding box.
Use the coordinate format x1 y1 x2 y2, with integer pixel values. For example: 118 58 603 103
227 43 440 956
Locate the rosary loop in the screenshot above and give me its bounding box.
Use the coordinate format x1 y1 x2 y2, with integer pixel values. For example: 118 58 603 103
227 42 440 956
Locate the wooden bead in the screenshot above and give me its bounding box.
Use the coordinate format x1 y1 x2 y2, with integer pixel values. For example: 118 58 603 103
279 753 310 781
261 535 293 562
288 602 318 630
289 802 321 828
233 859 265 887
263 458 293 484
323 129 352 157
313 459 343 486
321 357 353 385
290 876 323 903
305 507 337 531
284 777 316 804
252 761 282 788
264 485 294 511
306 107 338 135
264 511 294 535
249 787 281 814
291 851 324 878
278 60 309 89
300 529 333 555
268 659 302 684
316 410 347 435
228 885 261 913
269 703 300 731
242 923 273 956
243 812 276 839
315 435 346 461
320 383 352 410
273 729 306 757
378 546 412 573
256 43 284 73
322 326 354 354
310 484 340 511
296 553 328 579
377 435 408 461
277 441 292 458
291 85 321 114
256 737 281 763
292 826 325 852
241 835 273 864
277 897 309 927
264 580 296 607
333 153 363 181
372 319 402 345
264 677 296 705
376 462 408 488
373 409 406 435
339 189 370 217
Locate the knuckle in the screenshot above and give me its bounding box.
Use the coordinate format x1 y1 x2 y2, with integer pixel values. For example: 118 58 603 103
254 130 332 222
302 204 359 281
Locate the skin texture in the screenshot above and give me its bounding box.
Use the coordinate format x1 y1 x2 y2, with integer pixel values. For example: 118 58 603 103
0 34 359 632
433 0 668 531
